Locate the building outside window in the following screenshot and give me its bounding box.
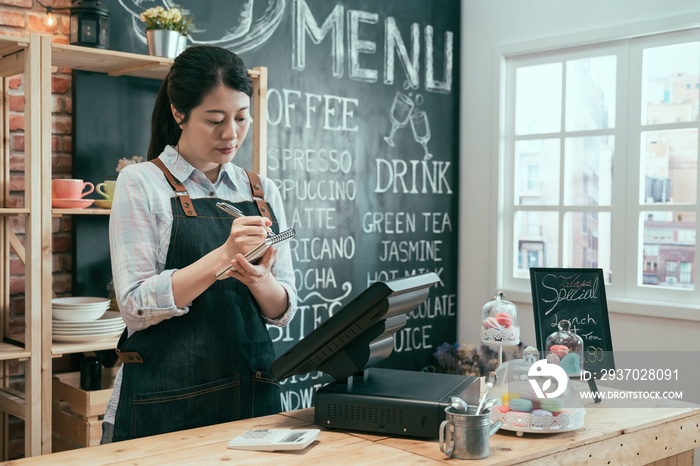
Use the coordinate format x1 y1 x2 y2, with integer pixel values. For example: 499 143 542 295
501 28 700 306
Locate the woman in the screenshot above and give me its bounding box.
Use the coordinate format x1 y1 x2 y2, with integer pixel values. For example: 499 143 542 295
102 46 296 443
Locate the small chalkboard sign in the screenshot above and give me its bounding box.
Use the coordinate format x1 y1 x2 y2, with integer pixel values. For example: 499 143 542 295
530 268 615 378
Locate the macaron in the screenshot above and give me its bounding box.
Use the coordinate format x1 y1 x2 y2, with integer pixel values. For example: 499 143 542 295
508 398 533 412
540 398 564 414
519 386 542 409
549 345 570 359
495 312 513 327
531 409 552 417
495 406 510 413
501 392 519 407
482 317 502 329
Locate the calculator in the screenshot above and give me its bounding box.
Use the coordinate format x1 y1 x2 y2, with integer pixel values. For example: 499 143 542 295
226 428 320 451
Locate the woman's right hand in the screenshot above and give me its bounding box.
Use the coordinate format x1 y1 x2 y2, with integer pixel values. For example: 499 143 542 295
225 216 272 257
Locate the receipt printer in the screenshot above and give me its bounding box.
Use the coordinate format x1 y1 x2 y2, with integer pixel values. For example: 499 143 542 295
314 368 480 438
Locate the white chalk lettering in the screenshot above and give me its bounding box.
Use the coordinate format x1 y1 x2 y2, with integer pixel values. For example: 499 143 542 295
279 383 325 411
540 274 599 315
362 211 416 234
402 267 444 287
409 293 456 319
266 88 359 131
379 240 442 262
292 0 344 77
293 266 338 292
424 25 453 94
274 178 357 202
289 236 356 263
384 17 419 89
375 159 452 194
367 269 401 285
279 371 325 386
422 212 452 233
268 147 353 173
268 301 342 343
348 9 378 82
290 207 336 230
393 325 433 352
292 0 453 93
367 267 444 287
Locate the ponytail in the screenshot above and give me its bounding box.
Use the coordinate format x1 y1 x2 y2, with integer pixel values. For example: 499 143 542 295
147 75 181 160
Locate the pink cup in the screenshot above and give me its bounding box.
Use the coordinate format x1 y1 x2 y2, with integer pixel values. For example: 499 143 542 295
52 179 94 199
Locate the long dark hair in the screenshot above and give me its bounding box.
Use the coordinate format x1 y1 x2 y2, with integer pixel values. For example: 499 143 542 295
147 46 253 160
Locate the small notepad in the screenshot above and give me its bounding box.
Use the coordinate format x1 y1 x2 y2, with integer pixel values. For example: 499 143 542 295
216 228 296 280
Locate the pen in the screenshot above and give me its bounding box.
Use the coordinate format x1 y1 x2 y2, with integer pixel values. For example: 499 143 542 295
216 201 245 218
217 201 273 237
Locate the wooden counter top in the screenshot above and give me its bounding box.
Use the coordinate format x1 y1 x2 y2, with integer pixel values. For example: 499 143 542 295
6 394 700 465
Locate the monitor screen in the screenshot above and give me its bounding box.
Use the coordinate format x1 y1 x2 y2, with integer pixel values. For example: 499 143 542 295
271 272 440 382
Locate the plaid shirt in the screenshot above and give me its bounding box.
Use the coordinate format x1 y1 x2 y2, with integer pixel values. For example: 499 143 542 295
103 146 296 426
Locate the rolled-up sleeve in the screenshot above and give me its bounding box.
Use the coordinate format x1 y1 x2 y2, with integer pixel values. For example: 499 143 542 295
109 167 188 331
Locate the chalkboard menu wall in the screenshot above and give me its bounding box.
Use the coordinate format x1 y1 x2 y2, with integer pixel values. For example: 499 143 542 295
74 0 460 410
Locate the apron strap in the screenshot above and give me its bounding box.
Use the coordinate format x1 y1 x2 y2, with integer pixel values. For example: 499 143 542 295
245 170 272 223
150 158 198 217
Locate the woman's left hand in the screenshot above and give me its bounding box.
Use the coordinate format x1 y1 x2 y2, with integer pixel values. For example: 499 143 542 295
223 246 277 287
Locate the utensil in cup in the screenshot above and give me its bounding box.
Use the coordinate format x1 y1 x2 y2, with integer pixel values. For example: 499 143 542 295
450 396 469 413
96 180 116 200
476 370 497 415
52 179 94 199
480 398 499 413
439 405 502 460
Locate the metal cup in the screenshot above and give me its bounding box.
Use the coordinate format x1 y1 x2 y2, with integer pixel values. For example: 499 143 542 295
439 405 503 460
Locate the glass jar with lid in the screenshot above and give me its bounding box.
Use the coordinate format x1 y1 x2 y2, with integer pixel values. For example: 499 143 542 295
489 346 585 436
480 291 519 346
545 319 584 377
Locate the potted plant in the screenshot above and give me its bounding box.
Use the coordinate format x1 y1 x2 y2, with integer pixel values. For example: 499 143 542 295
140 6 194 58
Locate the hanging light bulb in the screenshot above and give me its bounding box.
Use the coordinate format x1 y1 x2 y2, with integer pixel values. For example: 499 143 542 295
37 1 71 29
45 6 57 27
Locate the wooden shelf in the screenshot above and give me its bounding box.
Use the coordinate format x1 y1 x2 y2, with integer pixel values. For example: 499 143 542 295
50 42 263 81
0 36 27 56
9 334 118 357
51 336 120 357
50 42 172 80
0 207 30 215
52 208 110 216
0 341 31 361
0 36 28 77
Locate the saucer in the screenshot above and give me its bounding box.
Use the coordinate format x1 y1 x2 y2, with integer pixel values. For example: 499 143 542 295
52 198 94 209
94 199 113 209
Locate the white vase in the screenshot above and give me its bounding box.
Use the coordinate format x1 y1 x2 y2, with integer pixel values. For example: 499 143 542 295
146 29 187 59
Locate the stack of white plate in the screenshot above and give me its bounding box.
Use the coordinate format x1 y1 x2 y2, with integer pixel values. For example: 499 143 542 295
52 297 125 342
52 311 125 343
52 297 111 322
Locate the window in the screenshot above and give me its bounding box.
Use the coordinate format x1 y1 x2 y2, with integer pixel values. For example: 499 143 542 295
501 28 700 307
681 261 693 283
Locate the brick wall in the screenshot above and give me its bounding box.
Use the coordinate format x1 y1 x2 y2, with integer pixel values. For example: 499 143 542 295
1 0 74 459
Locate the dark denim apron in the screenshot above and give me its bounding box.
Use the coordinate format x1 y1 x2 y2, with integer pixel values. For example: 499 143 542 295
111 167 281 442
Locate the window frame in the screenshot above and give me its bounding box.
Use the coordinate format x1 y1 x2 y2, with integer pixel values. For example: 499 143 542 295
494 19 700 321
